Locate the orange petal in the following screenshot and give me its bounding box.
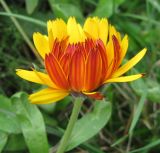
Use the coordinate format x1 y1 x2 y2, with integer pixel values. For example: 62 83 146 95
96 39 108 80
112 35 121 69
45 53 69 89
69 50 85 91
51 38 68 60
105 35 121 79
109 25 121 42
60 53 71 77
84 49 102 91
83 91 104 100
84 39 95 58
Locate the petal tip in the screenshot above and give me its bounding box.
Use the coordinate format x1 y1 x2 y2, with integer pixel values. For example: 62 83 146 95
33 32 40 38
16 69 23 76
15 69 21 72
141 73 146 77
142 48 147 54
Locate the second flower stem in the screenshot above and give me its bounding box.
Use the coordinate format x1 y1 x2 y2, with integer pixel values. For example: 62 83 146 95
56 97 84 153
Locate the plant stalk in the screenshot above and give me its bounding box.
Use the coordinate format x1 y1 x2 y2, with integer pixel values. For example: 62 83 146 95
56 97 84 153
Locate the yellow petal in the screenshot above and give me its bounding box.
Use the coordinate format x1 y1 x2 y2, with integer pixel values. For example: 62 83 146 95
84 17 108 43
83 17 99 40
47 21 54 50
105 74 144 83
47 20 53 34
33 32 50 59
29 88 69 104
67 17 86 43
106 39 114 65
120 35 128 63
99 18 108 43
109 25 121 41
47 19 67 50
112 48 147 78
16 69 56 88
48 19 67 40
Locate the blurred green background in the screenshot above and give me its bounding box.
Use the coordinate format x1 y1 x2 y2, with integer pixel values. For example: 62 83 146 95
0 0 160 153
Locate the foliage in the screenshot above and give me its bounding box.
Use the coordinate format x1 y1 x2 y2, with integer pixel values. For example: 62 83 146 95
0 0 160 152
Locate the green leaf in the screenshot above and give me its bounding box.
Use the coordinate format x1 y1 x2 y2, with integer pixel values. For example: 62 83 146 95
25 0 39 14
66 100 112 151
11 92 49 153
48 0 84 21
130 76 146 96
0 95 21 134
146 79 160 103
39 103 56 114
130 77 160 103
0 131 8 152
92 0 113 17
4 134 26 152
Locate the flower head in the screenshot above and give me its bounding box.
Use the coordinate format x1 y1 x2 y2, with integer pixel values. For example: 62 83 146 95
16 17 146 104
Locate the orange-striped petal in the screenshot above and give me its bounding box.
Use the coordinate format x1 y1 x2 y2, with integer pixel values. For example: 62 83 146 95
45 53 69 89
109 25 121 41
112 35 121 66
29 88 69 104
84 49 102 91
69 50 85 91
51 38 68 60
105 36 118 79
96 40 108 80
60 53 71 77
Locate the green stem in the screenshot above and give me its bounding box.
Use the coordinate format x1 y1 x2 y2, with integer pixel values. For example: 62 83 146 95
56 97 84 153
0 0 43 64
0 12 46 27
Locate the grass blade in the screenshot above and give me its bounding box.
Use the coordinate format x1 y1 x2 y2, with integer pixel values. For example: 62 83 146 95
129 92 147 134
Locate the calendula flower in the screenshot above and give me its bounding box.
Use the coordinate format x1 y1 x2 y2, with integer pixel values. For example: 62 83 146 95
16 17 146 104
